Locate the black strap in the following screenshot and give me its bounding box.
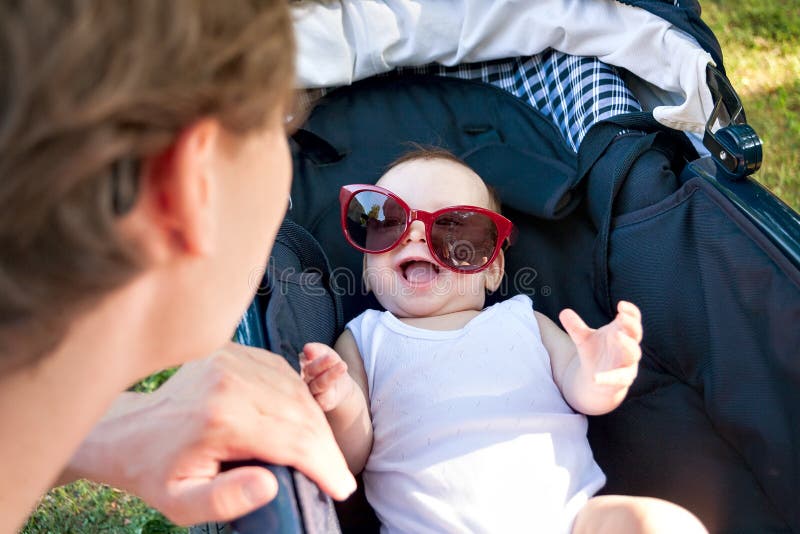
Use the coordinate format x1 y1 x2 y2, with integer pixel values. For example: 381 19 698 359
291 129 345 165
577 112 697 184
578 112 698 314
592 133 659 314
229 303 307 534
275 218 344 333
225 218 344 534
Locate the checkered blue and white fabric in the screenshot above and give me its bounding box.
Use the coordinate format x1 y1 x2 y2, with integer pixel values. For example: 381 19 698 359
304 50 641 152
394 50 641 151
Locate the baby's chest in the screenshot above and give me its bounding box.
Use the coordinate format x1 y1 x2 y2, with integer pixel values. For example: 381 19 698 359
368 332 567 423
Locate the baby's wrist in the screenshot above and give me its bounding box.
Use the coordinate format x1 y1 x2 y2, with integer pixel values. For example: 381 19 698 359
328 376 362 416
318 375 357 414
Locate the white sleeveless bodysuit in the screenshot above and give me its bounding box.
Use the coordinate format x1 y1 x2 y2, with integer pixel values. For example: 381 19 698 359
346 294 606 534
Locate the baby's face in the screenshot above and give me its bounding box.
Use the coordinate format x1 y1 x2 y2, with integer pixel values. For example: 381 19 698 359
364 158 504 318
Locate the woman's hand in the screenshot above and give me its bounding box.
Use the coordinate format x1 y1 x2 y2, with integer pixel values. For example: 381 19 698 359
62 342 356 526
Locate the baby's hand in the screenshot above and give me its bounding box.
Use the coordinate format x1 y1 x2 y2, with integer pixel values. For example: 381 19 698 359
559 301 643 388
300 342 355 412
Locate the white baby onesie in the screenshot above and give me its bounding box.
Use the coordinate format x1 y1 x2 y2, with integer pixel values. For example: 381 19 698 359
346 294 606 534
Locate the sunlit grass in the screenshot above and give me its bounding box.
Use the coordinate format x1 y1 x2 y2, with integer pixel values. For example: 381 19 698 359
23 481 183 534
703 0 800 209
21 369 185 534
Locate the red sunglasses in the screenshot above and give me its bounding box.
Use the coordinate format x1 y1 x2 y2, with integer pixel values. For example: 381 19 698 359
339 184 515 273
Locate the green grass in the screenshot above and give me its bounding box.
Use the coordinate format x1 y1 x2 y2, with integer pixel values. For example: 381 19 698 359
703 0 800 209
21 369 186 534
21 3 800 532
23 481 183 534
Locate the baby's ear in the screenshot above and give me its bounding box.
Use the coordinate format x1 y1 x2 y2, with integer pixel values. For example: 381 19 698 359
484 250 505 292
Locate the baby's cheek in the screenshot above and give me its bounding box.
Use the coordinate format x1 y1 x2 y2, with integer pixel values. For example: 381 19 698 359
363 255 391 288
363 256 404 309
452 272 488 297
375 293 403 316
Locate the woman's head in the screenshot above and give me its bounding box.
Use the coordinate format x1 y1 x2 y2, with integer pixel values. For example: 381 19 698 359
0 0 295 368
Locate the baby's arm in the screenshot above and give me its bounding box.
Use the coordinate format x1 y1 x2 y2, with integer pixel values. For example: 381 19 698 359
300 331 373 474
537 301 643 415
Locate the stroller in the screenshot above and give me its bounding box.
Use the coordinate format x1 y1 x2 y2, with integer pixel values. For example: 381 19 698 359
194 1 799 532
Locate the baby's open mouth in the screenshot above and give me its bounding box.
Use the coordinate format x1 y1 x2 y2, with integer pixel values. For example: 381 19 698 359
400 259 440 284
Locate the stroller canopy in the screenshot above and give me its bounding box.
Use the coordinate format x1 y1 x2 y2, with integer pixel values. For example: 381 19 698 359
292 0 718 135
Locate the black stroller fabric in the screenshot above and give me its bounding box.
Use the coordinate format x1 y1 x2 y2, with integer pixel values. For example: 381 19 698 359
592 172 800 533
583 125 800 533
224 219 344 534
286 75 799 533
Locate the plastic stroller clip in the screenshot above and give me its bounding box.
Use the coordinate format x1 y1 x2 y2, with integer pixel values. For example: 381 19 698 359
702 65 762 179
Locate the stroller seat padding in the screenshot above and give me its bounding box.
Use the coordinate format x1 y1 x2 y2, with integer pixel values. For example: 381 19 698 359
587 149 800 531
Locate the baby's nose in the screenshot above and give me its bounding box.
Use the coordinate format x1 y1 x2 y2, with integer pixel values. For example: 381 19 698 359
403 220 426 243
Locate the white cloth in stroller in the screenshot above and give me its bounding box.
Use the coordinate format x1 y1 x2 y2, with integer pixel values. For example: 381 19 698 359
292 0 715 135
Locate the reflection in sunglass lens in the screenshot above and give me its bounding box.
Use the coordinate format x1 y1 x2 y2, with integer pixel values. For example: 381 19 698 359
431 210 498 270
345 191 407 251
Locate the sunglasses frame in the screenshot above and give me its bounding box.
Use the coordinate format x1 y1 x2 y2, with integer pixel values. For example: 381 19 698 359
339 183 515 273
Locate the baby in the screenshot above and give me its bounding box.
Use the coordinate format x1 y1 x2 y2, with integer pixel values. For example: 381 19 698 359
301 148 706 534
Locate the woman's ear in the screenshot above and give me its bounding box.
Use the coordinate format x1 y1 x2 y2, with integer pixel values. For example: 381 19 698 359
484 249 505 293
124 119 220 262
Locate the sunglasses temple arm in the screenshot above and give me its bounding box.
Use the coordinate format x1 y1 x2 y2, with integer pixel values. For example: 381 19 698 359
504 226 519 248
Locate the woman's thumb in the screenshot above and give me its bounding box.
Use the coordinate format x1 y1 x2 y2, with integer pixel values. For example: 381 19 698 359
165 466 278 525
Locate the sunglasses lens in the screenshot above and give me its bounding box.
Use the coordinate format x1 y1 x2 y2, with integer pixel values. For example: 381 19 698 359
431 210 499 271
345 191 407 251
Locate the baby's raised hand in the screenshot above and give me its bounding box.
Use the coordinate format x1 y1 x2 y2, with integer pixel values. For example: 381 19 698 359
300 342 355 412
559 301 643 388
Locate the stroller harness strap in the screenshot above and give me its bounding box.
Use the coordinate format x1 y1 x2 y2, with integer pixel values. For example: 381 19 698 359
224 219 344 534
